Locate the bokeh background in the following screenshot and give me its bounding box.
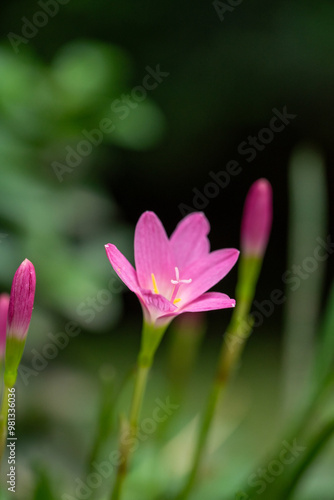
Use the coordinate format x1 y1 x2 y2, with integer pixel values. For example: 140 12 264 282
0 1 333 499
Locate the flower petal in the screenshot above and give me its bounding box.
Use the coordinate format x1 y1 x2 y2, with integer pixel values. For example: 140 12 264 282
140 290 178 316
179 248 240 304
134 211 175 296
181 292 235 312
170 212 210 268
105 244 139 292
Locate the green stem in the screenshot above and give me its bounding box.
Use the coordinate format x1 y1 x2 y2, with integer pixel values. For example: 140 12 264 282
129 363 150 430
176 312 251 500
176 256 261 500
177 256 262 500
110 321 167 500
111 364 150 500
111 362 150 500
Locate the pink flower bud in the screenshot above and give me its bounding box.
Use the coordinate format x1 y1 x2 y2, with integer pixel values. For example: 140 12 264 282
7 259 36 340
0 293 9 358
241 179 273 257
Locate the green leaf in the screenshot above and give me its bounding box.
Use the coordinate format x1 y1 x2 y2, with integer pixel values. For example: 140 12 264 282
282 145 327 413
32 468 56 500
313 281 334 389
278 419 334 500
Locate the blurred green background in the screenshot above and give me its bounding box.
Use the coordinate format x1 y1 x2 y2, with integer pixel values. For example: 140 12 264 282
0 1 334 499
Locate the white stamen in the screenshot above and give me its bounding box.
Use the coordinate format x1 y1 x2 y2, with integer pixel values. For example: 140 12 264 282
171 267 192 285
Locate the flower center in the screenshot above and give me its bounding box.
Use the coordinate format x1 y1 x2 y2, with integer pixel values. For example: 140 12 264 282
150 267 192 306
170 267 192 304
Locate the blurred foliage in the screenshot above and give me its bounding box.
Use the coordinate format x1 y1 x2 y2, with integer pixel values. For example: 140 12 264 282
0 32 169 500
0 39 168 341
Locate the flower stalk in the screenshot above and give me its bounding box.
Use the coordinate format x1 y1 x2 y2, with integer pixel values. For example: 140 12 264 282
177 179 272 499
176 281 254 500
111 322 168 500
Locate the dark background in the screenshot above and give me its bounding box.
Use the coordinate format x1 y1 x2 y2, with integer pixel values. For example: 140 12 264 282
1 0 334 312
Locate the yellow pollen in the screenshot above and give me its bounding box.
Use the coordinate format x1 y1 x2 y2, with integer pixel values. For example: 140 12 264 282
173 298 181 304
151 273 159 294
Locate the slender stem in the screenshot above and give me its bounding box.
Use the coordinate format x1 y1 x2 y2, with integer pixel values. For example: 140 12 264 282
129 364 150 429
176 320 248 500
175 257 261 500
111 362 151 500
110 322 167 500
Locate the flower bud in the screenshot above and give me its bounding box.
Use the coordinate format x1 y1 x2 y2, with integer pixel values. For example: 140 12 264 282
240 179 273 257
5 259 36 387
7 259 36 341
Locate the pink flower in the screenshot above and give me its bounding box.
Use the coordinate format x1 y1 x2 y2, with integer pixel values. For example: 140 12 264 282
0 293 9 359
105 212 239 326
7 259 36 340
241 179 273 257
